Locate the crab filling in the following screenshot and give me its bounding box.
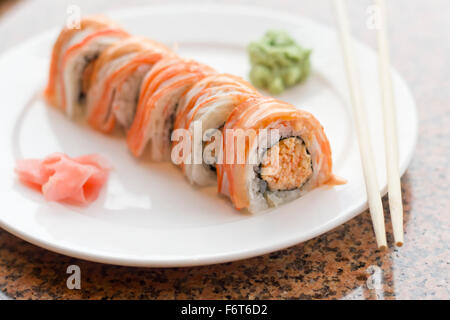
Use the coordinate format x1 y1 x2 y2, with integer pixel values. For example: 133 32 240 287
260 137 313 191
78 54 98 104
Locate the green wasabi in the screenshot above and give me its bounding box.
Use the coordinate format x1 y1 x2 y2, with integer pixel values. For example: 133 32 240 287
248 30 311 94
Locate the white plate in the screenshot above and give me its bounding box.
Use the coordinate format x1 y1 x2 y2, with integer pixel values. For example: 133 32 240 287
0 4 417 267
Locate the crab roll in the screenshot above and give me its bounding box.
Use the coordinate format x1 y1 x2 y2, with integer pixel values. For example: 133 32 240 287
126 57 215 161
44 16 129 118
217 97 344 213
87 36 173 133
173 74 261 186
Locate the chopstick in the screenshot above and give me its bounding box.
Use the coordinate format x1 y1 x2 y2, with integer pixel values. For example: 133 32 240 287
333 0 387 249
374 0 404 246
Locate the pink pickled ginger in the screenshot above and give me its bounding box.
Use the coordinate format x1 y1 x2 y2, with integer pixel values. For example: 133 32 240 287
15 153 111 205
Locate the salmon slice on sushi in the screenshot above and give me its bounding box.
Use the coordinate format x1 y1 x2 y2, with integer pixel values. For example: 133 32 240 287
87 36 174 133
173 73 261 186
217 97 345 213
126 57 215 161
44 16 129 118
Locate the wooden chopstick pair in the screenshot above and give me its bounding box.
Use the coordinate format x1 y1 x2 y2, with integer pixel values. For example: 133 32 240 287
333 0 404 248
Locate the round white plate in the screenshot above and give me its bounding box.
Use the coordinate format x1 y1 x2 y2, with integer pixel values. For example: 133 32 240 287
0 4 417 267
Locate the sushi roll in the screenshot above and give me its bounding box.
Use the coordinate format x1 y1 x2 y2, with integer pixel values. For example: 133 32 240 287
126 57 215 161
44 16 129 118
174 73 261 186
87 36 174 133
217 97 345 213
43 16 345 213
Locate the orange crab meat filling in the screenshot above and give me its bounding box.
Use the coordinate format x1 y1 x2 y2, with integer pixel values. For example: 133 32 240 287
260 137 313 191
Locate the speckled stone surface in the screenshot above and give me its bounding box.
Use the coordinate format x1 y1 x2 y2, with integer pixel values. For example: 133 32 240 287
0 0 448 300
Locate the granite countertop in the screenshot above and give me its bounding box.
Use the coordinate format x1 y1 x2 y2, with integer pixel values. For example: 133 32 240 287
0 0 448 300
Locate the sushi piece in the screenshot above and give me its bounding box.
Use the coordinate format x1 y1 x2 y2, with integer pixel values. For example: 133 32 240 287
87 36 174 133
174 73 261 186
126 57 215 161
44 16 129 118
217 97 345 213
15 153 111 205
